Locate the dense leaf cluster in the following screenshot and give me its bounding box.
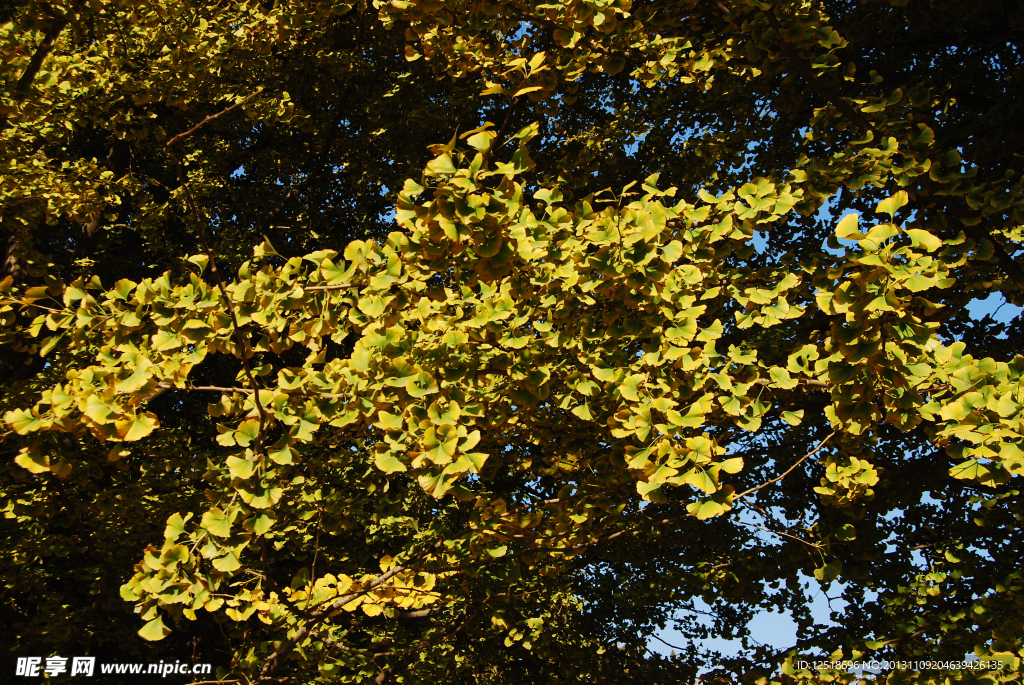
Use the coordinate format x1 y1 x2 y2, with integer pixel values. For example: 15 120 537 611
2 0 1023 683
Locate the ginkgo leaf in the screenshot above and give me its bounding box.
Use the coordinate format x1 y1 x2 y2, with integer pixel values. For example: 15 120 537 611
234 419 259 447
719 457 744 474
769 367 798 389
835 212 861 239
14 451 52 474
619 374 644 401
875 191 908 218
781 410 805 426
202 508 233 538
238 484 284 509
374 446 407 474
138 616 171 641
686 498 731 520
7 8 1024 678
571 404 593 420
904 228 942 252
164 513 190 541
243 512 275 536
119 412 158 441
213 549 242 572
686 470 717 494
5 409 43 435
226 456 256 479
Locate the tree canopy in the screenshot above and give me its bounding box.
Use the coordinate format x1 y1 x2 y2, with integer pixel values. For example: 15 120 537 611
2 0 1023 683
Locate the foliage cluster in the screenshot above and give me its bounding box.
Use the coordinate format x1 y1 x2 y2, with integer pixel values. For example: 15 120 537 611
2 0 1023 683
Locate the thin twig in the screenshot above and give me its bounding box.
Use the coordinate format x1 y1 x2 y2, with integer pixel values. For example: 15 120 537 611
305 511 323 611
168 384 350 399
304 284 358 291
734 431 836 501
753 377 829 389
165 90 262 152
733 518 818 550
166 91 269 455
257 561 419 680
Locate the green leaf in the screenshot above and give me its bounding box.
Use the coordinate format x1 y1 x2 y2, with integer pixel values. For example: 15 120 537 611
120 412 158 441
769 367 798 389
377 410 404 430
115 366 152 394
374 445 407 473
465 131 496 151
875 191 908 218
407 370 439 398
238 484 284 509
14 450 52 474
426 153 457 175
781 410 805 426
5 409 43 435
164 513 189 541
358 295 386 318
234 419 260 447
636 480 666 503
202 508 233 538
619 374 644 401
226 456 256 479
213 549 242 572
661 240 683 263
459 452 488 474
187 254 210 273
686 498 730 520
904 228 942 252
835 524 857 541
244 513 275 536
686 469 717 494
138 616 171 641
268 440 296 465
719 457 744 474
571 403 593 421
813 561 842 583
835 212 861 239
427 400 460 425
949 459 990 481
112 278 137 300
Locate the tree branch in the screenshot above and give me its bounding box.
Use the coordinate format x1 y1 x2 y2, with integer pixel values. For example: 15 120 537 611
257 563 413 681
734 431 836 501
165 91 262 152
16 4 68 99
166 91 269 454
157 384 350 399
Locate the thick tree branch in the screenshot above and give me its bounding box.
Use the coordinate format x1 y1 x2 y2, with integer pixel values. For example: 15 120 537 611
15 4 68 99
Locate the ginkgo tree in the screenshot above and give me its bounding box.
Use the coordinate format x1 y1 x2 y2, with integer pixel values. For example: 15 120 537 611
2 0 1023 683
